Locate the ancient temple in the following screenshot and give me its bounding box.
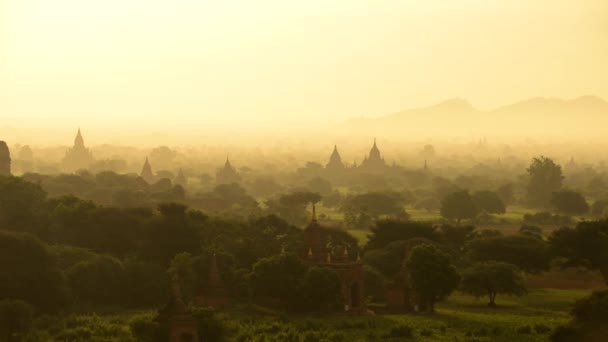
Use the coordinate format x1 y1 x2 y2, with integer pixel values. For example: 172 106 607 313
194 253 231 308
302 204 365 313
0 141 11 176
385 243 420 312
62 129 94 171
215 158 241 184
326 145 345 170
141 157 155 184
157 276 199 342
359 139 387 171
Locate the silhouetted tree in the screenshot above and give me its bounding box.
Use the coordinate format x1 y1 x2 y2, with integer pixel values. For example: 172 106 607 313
526 156 563 208
440 190 478 222
250 254 308 309
366 220 439 250
406 244 460 312
0 231 67 311
460 261 526 307
551 190 589 215
472 190 506 214
468 235 550 274
551 290 608 341
549 220 608 284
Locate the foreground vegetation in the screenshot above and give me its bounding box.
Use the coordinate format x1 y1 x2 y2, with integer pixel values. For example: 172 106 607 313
18 289 589 341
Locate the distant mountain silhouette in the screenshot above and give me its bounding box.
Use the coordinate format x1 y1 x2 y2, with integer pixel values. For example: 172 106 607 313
339 96 608 139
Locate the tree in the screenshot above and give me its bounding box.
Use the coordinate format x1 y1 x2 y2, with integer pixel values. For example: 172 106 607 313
460 262 526 307
306 177 333 195
496 183 515 205
406 244 460 312
526 156 563 208
472 191 506 214
298 267 342 312
250 253 308 308
366 220 439 250
440 190 478 222
265 191 321 226
0 231 67 311
67 255 125 306
341 192 409 228
468 235 550 274
551 290 608 342
0 176 47 233
549 220 608 284
551 190 589 215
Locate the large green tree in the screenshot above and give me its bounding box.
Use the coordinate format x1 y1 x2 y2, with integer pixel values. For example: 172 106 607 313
0 231 67 311
0 176 47 234
526 156 563 208
549 220 608 284
440 190 478 222
468 235 550 274
472 191 506 214
250 253 308 308
551 290 608 342
460 262 526 307
406 244 460 312
550 190 589 216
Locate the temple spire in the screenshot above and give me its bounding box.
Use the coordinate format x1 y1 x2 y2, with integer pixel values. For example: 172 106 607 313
311 202 317 221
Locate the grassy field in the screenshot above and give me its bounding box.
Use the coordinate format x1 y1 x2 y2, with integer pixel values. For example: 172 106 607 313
26 289 591 341
229 289 589 341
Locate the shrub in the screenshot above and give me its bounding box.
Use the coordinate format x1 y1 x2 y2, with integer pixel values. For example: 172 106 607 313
534 324 551 334
385 325 414 338
517 325 532 334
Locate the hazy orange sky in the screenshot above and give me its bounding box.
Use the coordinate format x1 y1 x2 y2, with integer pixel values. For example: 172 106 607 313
1 0 607 136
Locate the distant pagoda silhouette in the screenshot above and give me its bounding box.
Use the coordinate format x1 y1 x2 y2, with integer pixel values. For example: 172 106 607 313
140 157 155 184
62 128 94 171
326 145 345 170
215 157 241 184
359 138 387 171
0 141 11 176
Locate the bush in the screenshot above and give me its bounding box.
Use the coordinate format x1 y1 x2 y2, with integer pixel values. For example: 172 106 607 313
517 325 532 334
191 307 227 342
129 313 160 342
534 324 551 334
385 325 414 338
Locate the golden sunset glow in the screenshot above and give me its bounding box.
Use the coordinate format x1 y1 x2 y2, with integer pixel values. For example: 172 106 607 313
1 0 608 143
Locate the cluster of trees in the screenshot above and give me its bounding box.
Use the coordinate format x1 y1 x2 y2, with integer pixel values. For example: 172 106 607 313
2 166 608 339
363 217 608 311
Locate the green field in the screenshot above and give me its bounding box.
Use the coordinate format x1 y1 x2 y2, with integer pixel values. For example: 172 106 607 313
26 289 590 341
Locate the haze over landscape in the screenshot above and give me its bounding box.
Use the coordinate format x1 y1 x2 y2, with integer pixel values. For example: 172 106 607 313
2 0 608 144
2 1 608 342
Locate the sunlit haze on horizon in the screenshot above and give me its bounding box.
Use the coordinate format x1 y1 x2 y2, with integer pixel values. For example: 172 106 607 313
1 0 608 145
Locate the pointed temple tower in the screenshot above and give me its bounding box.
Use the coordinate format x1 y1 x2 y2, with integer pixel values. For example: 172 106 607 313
215 157 241 184
301 203 366 313
62 128 94 171
326 145 345 170
157 275 199 342
140 157 155 183
385 242 421 312
0 141 11 176
359 138 387 171
194 253 231 308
